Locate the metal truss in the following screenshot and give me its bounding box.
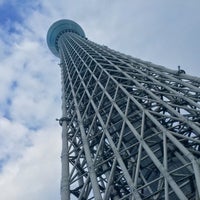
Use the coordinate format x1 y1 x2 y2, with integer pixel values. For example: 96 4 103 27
58 32 200 200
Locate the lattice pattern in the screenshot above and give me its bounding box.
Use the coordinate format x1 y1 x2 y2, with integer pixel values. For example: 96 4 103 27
58 32 200 200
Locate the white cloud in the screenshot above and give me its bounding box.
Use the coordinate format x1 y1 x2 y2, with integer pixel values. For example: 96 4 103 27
0 124 61 200
0 2 62 199
0 117 30 162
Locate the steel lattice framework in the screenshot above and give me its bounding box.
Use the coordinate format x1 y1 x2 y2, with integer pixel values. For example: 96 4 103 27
47 20 200 200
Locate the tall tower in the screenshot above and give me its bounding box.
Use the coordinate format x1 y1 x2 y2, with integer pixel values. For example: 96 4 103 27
47 19 200 200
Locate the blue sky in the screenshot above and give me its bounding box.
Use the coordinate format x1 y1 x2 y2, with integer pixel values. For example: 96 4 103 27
0 0 200 199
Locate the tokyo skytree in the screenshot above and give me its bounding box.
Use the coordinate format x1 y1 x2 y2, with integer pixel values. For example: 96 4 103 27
47 19 200 200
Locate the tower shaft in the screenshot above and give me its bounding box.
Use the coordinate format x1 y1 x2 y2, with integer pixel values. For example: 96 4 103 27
47 20 200 200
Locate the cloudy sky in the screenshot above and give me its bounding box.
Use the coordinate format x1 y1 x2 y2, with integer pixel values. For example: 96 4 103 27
0 1 200 199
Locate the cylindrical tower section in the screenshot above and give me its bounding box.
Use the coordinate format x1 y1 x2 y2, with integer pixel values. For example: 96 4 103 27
47 19 87 200
47 19 200 200
47 19 85 57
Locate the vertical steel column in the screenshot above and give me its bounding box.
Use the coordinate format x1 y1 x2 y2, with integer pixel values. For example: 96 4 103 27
60 62 70 200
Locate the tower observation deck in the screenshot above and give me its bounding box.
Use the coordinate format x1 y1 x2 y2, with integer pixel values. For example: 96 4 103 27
47 19 200 200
